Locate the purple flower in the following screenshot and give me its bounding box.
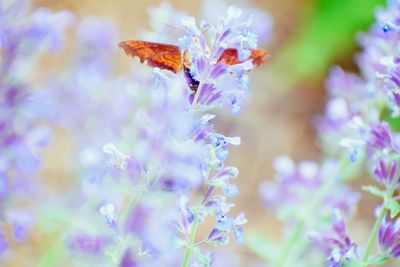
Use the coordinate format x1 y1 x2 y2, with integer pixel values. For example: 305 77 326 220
367 122 395 153
179 7 264 112
120 249 137 267
0 1 72 252
69 232 109 255
209 167 239 198
260 157 359 220
309 211 358 267
32 3 268 265
379 215 400 258
374 157 400 187
339 118 399 162
215 212 247 244
201 0 273 45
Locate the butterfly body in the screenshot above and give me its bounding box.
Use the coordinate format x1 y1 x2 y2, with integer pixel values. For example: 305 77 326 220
119 40 267 91
183 64 200 92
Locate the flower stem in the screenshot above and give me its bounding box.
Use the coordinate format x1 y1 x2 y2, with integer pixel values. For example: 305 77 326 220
362 161 400 265
276 157 348 267
276 172 336 267
182 211 200 267
361 206 386 265
276 221 305 267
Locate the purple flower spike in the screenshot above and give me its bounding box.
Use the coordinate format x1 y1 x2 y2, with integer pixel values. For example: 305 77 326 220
309 211 358 267
379 215 400 258
374 158 400 187
178 6 260 111
367 122 394 153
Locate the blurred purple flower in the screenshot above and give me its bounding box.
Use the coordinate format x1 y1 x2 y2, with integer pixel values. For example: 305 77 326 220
338 118 399 163
367 122 396 153
378 214 400 258
309 211 358 267
0 231 8 256
260 157 359 219
25 2 269 265
7 211 33 243
374 157 400 187
120 248 137 267
69 232 109 255
0 0 72 255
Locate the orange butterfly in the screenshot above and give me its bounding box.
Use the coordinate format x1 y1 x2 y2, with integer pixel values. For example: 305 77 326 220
119 40 267 91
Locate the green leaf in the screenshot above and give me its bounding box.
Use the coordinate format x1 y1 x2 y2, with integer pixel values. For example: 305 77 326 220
362 185 385 198
246 231 280 262
382 107 400 131
384 198 400 218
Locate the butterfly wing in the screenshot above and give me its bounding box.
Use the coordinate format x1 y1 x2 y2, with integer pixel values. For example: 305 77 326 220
218 48 268 66
119 40 183 73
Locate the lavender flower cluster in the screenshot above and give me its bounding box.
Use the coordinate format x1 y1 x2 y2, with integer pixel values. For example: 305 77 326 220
0 0 72 255
0 0 271 266
254 0 400 266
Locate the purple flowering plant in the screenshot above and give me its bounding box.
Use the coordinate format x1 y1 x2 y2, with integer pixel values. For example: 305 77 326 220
0 0 72 258
12 0 400 266
0 1 271 266
247 1 400 267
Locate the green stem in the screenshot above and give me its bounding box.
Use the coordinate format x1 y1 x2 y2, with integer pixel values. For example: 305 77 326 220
361 160 400 265
276 221 305 267
182 212 200 267
120 174 150 224
361 206 386 265
276 171 336 267
276 157 348 267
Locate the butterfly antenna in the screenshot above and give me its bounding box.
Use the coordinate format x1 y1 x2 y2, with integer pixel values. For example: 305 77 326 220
163 23 185 32
164 23 208 35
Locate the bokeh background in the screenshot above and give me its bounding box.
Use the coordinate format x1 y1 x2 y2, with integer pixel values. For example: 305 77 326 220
3 0 389 265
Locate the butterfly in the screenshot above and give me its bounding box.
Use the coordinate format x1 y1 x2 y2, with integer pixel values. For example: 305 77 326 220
119 40 267 92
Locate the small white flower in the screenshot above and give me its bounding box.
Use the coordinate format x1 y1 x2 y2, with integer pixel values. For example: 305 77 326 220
225 136 241 146
102 142 129 171
99 203 117 227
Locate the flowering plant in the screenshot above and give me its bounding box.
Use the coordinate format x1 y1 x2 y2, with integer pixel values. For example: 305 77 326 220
0 0 271 266
0 0 72 256
250 1 400 267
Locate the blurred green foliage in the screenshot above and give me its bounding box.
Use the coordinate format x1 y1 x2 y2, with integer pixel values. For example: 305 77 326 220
272 0 386 84
382 108 400 131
